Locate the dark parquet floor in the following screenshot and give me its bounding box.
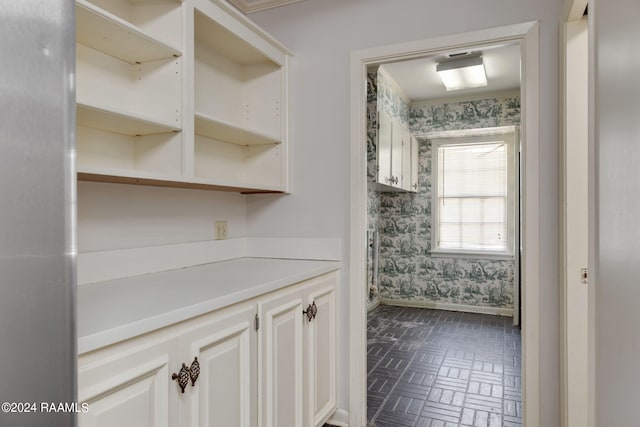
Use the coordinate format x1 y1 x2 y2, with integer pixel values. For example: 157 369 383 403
366 305 521 427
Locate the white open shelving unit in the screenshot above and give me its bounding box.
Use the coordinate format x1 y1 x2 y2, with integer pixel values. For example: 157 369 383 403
76 0 292 193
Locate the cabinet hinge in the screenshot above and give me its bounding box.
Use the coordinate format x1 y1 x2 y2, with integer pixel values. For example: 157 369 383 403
254 313 260 331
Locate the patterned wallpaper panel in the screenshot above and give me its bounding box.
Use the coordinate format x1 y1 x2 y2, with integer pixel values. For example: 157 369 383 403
367 68 413 308
377 139 516 309
411 96 520 133
367 70 521 311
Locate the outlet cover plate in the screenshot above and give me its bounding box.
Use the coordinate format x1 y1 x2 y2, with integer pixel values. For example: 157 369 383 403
215 221 228 240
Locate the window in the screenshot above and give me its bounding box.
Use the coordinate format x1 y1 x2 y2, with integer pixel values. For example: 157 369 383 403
432 131 516 258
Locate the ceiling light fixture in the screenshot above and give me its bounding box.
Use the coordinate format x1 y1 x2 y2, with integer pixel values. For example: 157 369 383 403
436 54 487 91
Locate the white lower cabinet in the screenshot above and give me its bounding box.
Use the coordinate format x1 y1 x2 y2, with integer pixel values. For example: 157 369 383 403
78 271 338 427
258 272 338 427
304 275 338 427
179 303 257 427
78 335 180 426
258 287 305 427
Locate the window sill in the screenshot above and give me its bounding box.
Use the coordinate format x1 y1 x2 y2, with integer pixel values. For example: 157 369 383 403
430 249 515 261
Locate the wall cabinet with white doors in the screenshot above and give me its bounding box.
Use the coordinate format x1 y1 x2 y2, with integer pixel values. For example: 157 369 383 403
374 109 418 192
75 0 291 193
77 271 337 427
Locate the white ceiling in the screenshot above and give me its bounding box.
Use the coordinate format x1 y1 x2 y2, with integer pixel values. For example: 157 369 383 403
380 43 521 102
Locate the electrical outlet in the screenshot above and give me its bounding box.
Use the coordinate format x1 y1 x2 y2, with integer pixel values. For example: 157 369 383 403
215 221 228 240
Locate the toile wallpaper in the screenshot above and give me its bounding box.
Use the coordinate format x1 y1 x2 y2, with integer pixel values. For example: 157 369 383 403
368 68 521 311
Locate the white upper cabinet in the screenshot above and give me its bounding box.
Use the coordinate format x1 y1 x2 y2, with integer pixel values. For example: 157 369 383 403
401 125 418 192
76 0 183 181
391 117 404 188
75 0 292 193
401 122 411 191
190 0 289 192
376 109 393 187
374 113 416 192
410 135 419 192
371 66 418 193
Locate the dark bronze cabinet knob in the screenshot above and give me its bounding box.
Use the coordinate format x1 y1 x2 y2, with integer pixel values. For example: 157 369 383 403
171 363 190 393
189 357 200 386
172 356 200 393
303 301 318 322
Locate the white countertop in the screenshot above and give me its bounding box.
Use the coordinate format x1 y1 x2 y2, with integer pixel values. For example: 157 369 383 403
78 257 340 354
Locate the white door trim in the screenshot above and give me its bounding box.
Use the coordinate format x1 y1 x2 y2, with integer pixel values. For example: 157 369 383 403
560 1 591 427
349 21 540 427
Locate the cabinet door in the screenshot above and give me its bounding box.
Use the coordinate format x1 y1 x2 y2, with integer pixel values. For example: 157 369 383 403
377 109 393 186
401 124 412 191
78 336 179 427
410 136 419 192
259 289 305 427
304 273 338 427
179 303 257 427
391 117 404 188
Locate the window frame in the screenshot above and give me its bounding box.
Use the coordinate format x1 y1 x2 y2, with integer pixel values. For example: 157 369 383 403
431 130 517 260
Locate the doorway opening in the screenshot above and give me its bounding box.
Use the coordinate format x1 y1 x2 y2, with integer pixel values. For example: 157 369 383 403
366 43 521 426
349 22 540 427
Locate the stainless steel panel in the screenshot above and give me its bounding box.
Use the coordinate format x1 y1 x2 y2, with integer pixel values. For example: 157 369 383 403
0 0 76 426
594 0 640 424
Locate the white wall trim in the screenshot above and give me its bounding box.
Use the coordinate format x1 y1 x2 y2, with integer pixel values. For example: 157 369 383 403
380 299 514 317
227 0 306 14
367 298 381 313
561 2 593 426
326 408 350 427
564 0 588 21
246 237 341 260
78 237 341 285
78 239 247 285
350 21 540 427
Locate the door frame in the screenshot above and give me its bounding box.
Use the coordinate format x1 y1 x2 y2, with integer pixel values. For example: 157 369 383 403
560 1 591 426
349 22 540 426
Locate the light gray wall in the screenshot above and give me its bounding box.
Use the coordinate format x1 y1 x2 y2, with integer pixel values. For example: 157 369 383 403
248 0 562 424
77 182 247 252
593 0 640 424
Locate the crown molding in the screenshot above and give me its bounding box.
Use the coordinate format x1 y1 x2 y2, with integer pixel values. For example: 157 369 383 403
227 0 306 14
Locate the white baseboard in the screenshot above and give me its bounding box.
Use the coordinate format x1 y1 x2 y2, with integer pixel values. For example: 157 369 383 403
78 238 342 285
380 298 514 317
326 408 349 427
367 298 381 312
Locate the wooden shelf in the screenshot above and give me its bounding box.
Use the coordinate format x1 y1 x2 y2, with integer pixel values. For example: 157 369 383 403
195 112 279 146
78 167 283 194
76 0 181 64
77 102 180 136
188 175 284 193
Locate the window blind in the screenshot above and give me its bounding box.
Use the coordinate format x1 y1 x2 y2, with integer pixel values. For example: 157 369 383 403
437 142 508 251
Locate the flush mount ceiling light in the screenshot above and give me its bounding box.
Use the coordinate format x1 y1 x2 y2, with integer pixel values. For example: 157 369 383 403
436 53 488 91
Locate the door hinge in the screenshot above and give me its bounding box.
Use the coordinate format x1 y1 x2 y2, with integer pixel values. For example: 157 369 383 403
254 313 260 331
